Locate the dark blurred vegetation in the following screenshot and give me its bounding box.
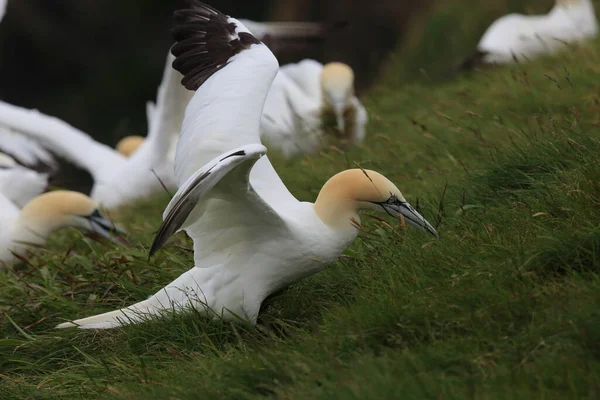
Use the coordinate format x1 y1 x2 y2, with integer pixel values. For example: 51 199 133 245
0 0 430 145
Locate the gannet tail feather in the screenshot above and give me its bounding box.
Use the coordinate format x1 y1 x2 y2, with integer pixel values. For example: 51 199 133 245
149 144 267 258
56 295 182 330
171 1 261 90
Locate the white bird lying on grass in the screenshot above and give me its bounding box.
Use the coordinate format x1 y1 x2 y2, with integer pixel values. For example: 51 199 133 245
457 0 598 70
56 1 438 330
0 152 48 207
0 51 193 211
261 59 368 158
0 191 125 268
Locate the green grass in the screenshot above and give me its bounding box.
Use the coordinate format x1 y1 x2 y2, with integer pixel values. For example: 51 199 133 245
3 1 600 398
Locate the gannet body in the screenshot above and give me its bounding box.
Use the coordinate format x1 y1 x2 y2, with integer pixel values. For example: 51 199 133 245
0 191 124 268
0 153 48 207
57 1 436 330
461 0 598 68
0 52 193 210
261 59 368 158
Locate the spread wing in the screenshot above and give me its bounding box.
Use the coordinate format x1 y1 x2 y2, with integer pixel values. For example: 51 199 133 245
149 144 286 258
0 101 126 182
170 1 299 211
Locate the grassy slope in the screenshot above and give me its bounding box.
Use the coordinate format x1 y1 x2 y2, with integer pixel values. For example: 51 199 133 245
2 1 600 398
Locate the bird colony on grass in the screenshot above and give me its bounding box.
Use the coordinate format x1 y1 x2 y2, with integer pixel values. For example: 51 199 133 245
0 0 597 330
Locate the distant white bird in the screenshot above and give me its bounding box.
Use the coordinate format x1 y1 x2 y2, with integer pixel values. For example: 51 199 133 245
0 152 48 207
261 59 368 158
57 2 437 330
0 190 124 268
0 52 193 210
458 0 598 70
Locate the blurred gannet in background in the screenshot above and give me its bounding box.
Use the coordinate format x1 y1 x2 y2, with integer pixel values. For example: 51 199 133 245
0 52 193 210
261 59 368 158
0 152 48 207
57 1 437 330
115 136 145 157
0 127 58 171
0 191 124 268
457 0 598 70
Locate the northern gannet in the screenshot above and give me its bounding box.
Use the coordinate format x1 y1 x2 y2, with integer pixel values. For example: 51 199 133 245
57 1 438 330
261 59 368 158
0 51 193 210
0 152 48 207
0 191 124 268
459 0 598 69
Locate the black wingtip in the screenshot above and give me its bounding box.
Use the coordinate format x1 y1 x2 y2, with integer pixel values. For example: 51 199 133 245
148 225 168 261
171 1 261 91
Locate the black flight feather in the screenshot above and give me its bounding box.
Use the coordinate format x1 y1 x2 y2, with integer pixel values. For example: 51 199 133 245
171 1 261 91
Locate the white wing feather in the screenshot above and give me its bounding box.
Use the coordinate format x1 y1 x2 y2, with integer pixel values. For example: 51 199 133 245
0 101 126 182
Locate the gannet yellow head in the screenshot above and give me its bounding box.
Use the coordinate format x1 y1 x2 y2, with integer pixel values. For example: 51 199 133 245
321 62 355 132
116 136 145 157
19 191 126 239
314 169 438 237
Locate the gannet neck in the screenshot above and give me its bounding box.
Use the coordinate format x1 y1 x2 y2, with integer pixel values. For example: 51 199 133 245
17 191 98 238
115 136 145 157
314 169 402 229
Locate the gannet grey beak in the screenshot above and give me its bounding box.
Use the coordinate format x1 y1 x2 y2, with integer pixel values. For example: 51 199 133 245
85 210 128 243
382 201 439 238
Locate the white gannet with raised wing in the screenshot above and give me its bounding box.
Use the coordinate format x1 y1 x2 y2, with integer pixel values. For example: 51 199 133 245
458 0 598 69
56 1 437 330
0 51 193 210
0 191 125 268
261 59 368 158
0 152 48 207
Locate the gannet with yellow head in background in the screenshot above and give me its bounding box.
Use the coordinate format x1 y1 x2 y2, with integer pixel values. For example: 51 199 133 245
56 1 435 330
0 191 125 268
